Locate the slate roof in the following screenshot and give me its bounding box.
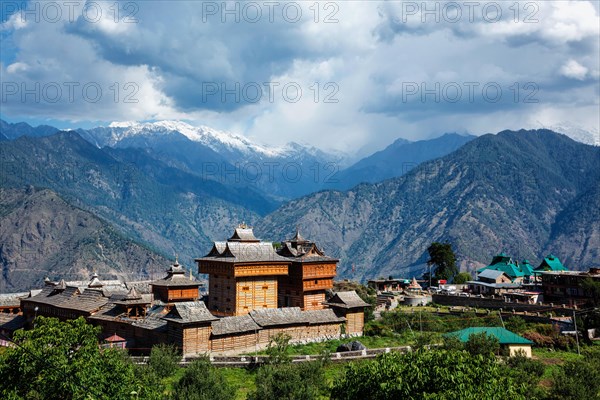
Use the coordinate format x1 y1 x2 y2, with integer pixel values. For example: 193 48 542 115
0 292 28 307
0 314 27 332
276 229 339 263
228 226 260 242
89 303 169 332
211 314 260 336
324 291 370 309
162 301 218 324
23 286 109 313
198 241 290 264
88 273 103 288
112 288 150 306
125 281 153 294
477 269 507 281
277 241 338 263
444 327 533 345
249 307 308 327
151 261 200 288
303 309 346 324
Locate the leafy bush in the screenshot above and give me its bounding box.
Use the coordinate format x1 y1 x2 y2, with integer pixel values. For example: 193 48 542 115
148 343 181 378
0 317 138 400
454 272 472 284
551 347 600 400
249 360 328 400
173 357 235 400
523 323 576 350
248 333 328 400
331 349 529 400
465 332 500 356
505 316 527 334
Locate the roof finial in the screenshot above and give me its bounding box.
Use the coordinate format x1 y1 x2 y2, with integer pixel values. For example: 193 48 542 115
174 253 179 265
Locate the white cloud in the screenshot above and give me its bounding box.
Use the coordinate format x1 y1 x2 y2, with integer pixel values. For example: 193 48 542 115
0 0 598 152
560 60 589 80
1 12 28 31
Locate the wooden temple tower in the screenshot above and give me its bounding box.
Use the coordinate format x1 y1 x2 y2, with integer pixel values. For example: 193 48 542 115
276 229 338 310
197 225 339 316
150 259 200 307
196 225 290 316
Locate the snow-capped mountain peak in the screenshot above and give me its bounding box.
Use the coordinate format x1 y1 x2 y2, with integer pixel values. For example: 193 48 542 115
105 120 288 157
547 122 600 146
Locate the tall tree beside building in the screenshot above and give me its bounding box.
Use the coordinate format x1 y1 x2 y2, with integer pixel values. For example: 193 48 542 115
427 242 458 281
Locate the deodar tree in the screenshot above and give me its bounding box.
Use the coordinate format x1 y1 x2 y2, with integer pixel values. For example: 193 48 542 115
427 242 458 281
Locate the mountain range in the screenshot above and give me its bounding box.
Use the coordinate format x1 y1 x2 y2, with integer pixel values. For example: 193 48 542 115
324 133 475 190
1 119 599 290
257 129 600 280
76 121 346 200
0 187 170 291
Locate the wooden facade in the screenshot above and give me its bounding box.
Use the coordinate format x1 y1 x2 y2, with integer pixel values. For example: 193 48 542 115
344 311 365 335
211 331 257 353
276 230 338 310
151 261 200 305
197 226 290 316
324 291 370 336
197 226 340 315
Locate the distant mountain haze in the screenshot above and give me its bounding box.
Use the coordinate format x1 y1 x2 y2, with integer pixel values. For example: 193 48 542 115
325 133 475 190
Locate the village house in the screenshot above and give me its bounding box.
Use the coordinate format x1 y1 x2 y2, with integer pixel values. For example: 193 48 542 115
367 278 404 293
477 253 525 283
444 327 534 357
467 269 522 296
541 267 600 307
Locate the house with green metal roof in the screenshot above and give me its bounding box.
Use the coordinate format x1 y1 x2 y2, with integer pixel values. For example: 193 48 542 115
444 327 533 357
536 254 567 272
477 253 524 283
520 260 535 280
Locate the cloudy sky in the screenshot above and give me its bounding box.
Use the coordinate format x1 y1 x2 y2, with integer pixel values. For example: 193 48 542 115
1 0 599 153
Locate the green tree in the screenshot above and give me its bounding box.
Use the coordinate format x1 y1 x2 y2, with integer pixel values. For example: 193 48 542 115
454 272 472 284
249 361 328 400
172 357 235 400
248 333 328 400
550 347 600 400
581 278 600 306
505 316 527 334
0 316 137 400
504 353 546 399
331 349 528 400
148 343 180 378
427 242 458 281
264 333 292 365
465 332 500 356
